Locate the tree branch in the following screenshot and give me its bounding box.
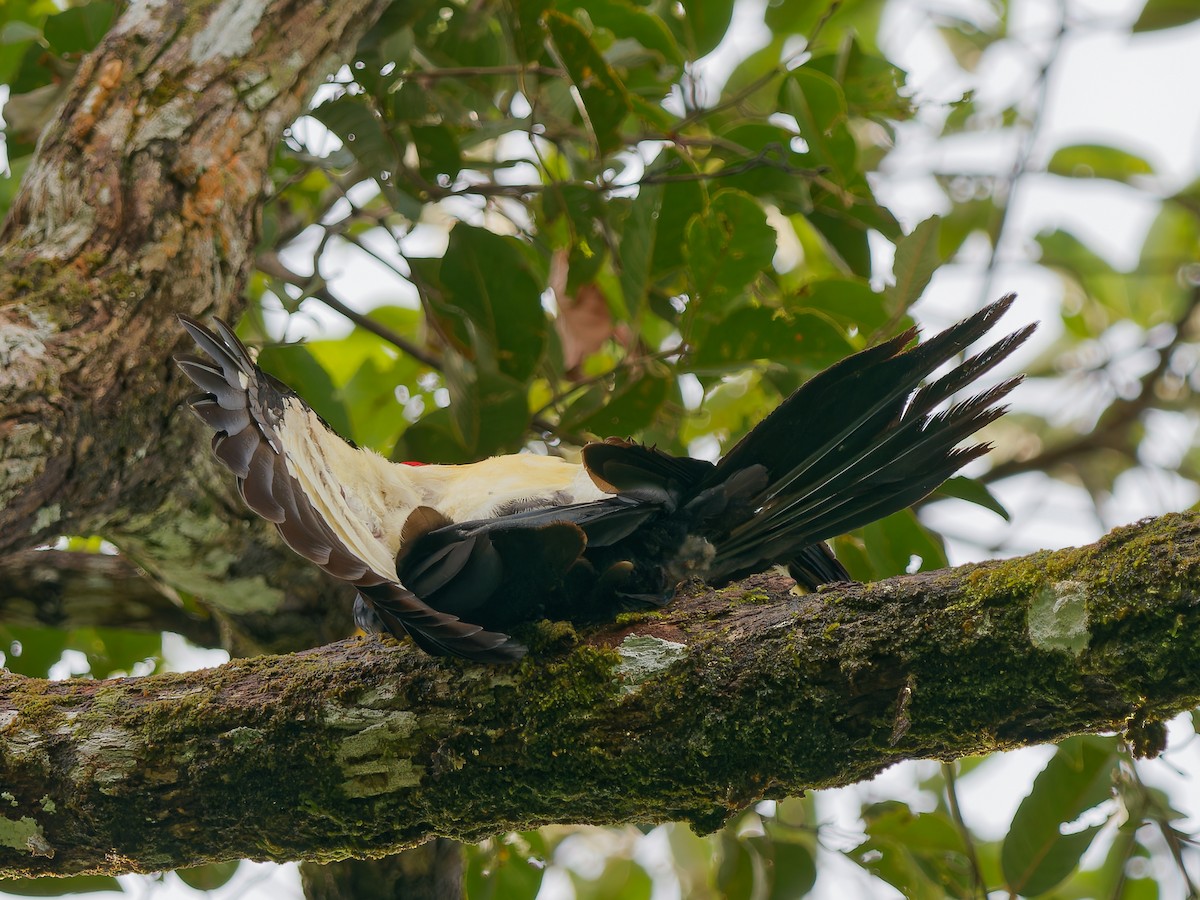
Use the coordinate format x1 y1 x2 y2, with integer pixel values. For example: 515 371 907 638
0 550 219 647
2 511 1197 877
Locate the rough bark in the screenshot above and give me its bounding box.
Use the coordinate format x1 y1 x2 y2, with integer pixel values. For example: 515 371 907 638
1 511 1196 877
0 0 390 653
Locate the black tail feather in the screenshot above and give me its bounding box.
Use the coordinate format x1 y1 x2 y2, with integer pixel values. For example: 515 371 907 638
706 295 1032 582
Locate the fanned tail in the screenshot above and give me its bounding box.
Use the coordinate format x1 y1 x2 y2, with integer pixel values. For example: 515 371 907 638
706 295 1034 583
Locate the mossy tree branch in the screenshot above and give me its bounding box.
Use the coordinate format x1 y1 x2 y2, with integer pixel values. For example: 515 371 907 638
2 511 1197 877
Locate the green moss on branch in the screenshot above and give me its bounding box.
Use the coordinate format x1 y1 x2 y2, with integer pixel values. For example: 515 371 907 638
2 512 1199 877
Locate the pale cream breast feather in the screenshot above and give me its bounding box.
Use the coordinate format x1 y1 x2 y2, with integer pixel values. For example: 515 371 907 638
277 403 611 582
407 454 608 522
279 403 416 582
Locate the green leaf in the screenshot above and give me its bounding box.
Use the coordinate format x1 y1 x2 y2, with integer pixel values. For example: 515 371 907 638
887 216 942 311
678 0 735 55
572 857 653 900
807 40 912 122
780 69 849 166
256 343 353 438
545 11 632 155
465 835 547 900
1047 143 1155 183
578 0 683 67
394 408 475 464
691 307 852 373
1001 736 1119 896
427 225 548 382
788 278 892 335
806 210 872 277
686 189 776 315
1133 0 1200 32
0 626 69 678
617 181 663 317
441 354 530 457
309 97 421 219
510 0 553 61
851 803 974 900
717 833 757 900
649 154 706 275
854 509 948 580
0 873 124 895
42 1 113 55
176 860 240 891
711 123 813 213
410 123 462 182
67 628 161 679
767 840 817 899
932 476 1010 520
561 366 671 437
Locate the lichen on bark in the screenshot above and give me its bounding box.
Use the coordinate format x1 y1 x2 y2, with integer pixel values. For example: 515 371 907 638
1 511 1198 878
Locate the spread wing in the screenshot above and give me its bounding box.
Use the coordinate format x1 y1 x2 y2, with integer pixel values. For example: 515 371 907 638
176 316 524 662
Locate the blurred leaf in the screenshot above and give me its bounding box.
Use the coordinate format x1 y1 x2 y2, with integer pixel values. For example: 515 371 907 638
677 0 735 56
649 154 706 276
711 123 813 213
717 832 757 900
441 353 530 457
784 65 848 134
0 873 124 895
851 803 974 899
788 277 892 335
686 189 776 315
1133 0 1200 32
807 39 912 122
424 225 548 382
1047 143 1154 183
856 509 948 580
580 0 683 68
256 343 355 439
410 123 462 182
510 0 553 61
766 840 817 899
395 407 475 464
561 366 671 437
1001 736 1118 896
617 180 663 317
67 628 161 679
0 626 68 677
176 860 240 891
931 476 1011 520
691 307 852 373
545 11 632 154
0 156 32 224
887 216 941 311
465 835 546 900
42 1 113 55
806 210 872 276
572 856 653 900
309 97 421 219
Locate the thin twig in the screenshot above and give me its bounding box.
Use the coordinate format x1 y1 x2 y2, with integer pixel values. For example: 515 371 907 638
982 283 1200 484
256 251 443 370
942 761 987 899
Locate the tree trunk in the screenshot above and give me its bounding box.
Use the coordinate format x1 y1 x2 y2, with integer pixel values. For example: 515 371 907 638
1 511 1196 877
0 0 391 654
